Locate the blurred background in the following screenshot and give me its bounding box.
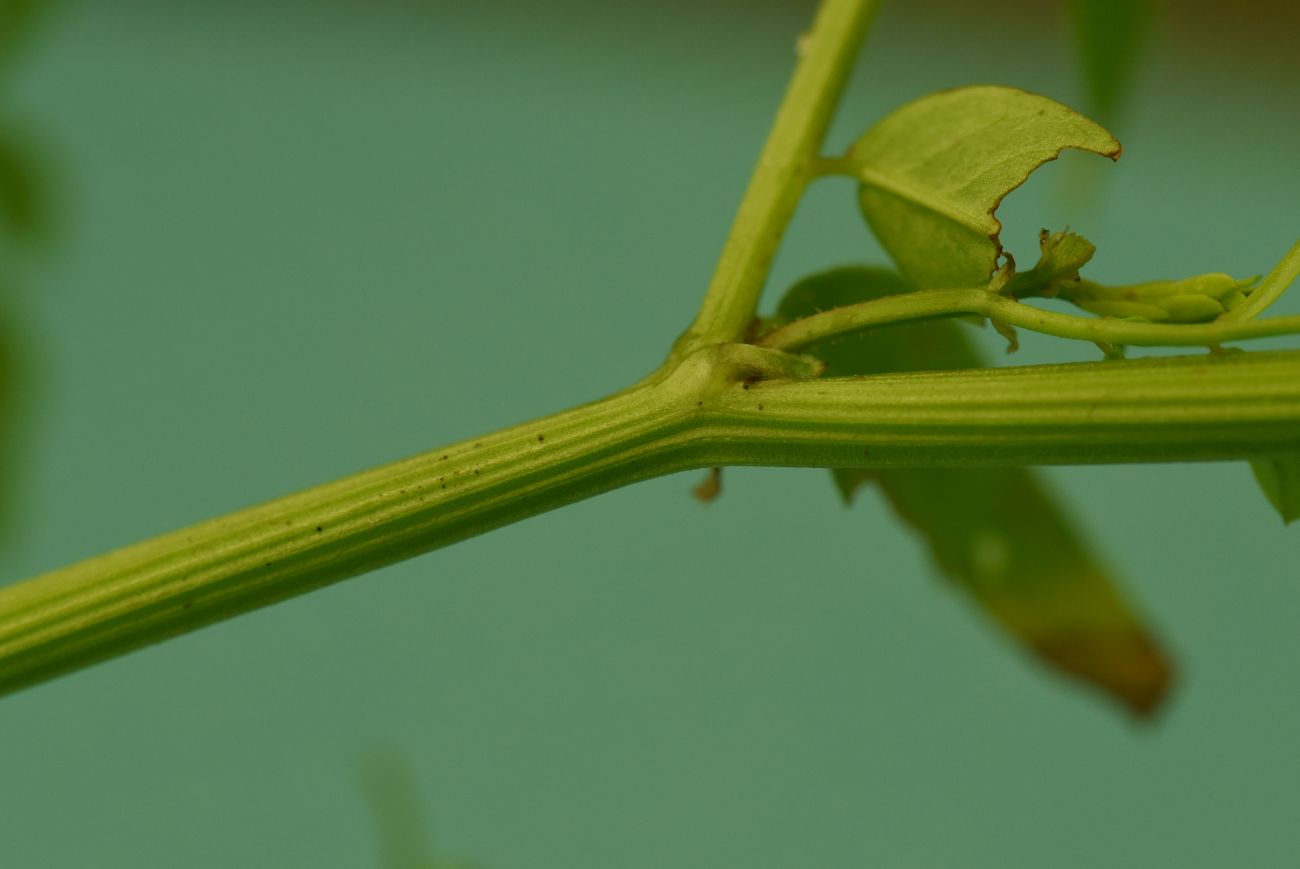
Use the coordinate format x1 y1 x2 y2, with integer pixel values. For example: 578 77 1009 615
2 0 1299 866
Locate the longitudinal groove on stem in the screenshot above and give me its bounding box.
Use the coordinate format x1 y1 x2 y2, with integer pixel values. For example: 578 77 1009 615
698 350 1300 467
2 0 1298 705
0 384 702 695
6 345 1299 695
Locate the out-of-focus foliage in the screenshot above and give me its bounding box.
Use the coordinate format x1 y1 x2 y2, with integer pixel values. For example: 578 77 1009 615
0 122 46 241
360 747 484 869
0 0 47 79
1069 0 1154 125
0 0 58 545
0 0 53 241
774 266 1173 716
1251 457 1300 525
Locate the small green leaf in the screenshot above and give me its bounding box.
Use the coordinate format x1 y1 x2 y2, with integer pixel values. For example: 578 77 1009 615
1251 457 1300 524
778 266 1174 716
1004 228 1096 298
775 265 910 322
1069 0 1154 125
846 86 1119 290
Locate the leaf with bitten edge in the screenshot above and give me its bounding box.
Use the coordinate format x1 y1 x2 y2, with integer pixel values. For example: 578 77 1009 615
846 86 1119 290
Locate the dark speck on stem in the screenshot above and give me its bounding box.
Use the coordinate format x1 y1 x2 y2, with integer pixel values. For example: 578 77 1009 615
537 434 545 443
315 525 323 533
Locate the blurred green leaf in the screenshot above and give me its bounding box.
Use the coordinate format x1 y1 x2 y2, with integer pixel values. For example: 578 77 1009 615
1069 0 1154 124
1250 457 1300 525
0 0 49 80
0 305 14 541
845 85 1120 290
0 2 60 558
775 265 975 372
359 746 483 869
0 123 47 241
777 267 1174 716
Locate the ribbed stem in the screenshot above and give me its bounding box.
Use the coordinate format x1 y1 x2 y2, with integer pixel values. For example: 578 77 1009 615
0 382 699 696
4 347 1297 697
701 349 1300 467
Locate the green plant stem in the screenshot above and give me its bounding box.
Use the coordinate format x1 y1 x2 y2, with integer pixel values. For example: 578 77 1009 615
758 286 1300 351
0 0 893 699
0 374 694 697
710 350 1300 466
4 345 1299 696
1219 239 1300 321
674 0 880 357
4 0 1298 708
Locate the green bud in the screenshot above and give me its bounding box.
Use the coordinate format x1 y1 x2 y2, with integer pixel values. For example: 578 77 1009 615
1004 229 1097 298
1062 273 1259 323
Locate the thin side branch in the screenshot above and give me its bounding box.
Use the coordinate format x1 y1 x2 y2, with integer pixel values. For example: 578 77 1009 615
676 0 881 355
759 286 1300 352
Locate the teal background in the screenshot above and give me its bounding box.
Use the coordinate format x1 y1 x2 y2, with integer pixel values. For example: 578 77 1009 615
3 1 1300 866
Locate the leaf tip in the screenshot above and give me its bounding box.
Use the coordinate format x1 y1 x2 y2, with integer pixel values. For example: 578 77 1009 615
1034 629 1175 719
1250 457 1300 525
